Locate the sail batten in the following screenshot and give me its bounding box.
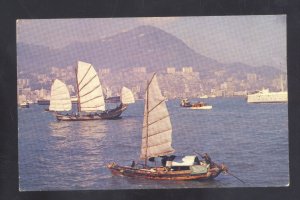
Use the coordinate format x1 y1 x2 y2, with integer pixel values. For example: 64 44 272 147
140 74 175 160
142 115 170 128
142 128 172 139
142 141 173 149
80 85 102 98
78 64 92 86
147 99 165 114
80 95 104 104
49 79 72 111
78 74 98 92
76 61 105 112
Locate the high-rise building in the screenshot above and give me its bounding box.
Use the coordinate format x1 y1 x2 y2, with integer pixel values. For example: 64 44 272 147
182 67 193 73
167 67 176 74
133 67 146 73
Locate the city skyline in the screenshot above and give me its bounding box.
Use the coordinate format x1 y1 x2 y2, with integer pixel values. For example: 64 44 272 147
18 63 287 104
17 15 286 70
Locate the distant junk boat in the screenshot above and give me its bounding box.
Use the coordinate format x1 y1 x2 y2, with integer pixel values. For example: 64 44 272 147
107 73 227 181
50 61 135 121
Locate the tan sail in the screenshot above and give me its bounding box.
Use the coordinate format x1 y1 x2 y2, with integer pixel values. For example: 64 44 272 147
121 87 135 104
76 61 105 112
49 79 72 111
140 74 175 159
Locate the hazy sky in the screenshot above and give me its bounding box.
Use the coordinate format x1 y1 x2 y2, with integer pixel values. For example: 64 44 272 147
17 15 286 69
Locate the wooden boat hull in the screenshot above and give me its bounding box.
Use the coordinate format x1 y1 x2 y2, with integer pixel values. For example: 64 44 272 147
180 104 192 107
107 162 224 181
56 104 128 121
20 103 29 108
37 99 50 105
105 96 121 103
190 105 212 110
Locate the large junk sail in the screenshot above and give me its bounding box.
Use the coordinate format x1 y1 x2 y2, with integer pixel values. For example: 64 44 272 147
49 79 72 111
121 87 135 104
140 74 175 159
76 61 105 112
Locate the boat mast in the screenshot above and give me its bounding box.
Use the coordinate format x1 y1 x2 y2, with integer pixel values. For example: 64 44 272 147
145 80 149 167
75 66 81 112
144 73 157 167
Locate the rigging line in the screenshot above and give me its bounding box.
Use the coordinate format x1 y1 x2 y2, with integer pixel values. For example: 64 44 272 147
80 106 105 110
144 141 172 149
80 95 105 105
142 109 182 118
142 128 171 139
142 114 170 128
147 99 165 114
78 74 98 92
227 172 246 184
53 84 66 91
80 85 103 98
51 92 70 97
145 79 149 166
77 64 93 86
139 112 178 122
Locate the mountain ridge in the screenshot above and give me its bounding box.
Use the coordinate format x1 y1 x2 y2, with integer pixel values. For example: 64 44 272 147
17 25 284 77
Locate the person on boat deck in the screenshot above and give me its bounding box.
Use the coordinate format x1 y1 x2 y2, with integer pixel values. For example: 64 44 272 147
161 157 167 166
202 153 212 165
161 155 176 166
131 160 135 168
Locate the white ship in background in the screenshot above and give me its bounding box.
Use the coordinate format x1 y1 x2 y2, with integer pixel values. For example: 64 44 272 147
247 75 288 103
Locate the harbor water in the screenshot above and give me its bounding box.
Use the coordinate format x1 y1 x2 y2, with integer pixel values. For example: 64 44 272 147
18 97 289 190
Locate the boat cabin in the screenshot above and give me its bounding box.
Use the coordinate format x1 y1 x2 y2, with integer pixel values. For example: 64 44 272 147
180 99 192 107
161 155 209 173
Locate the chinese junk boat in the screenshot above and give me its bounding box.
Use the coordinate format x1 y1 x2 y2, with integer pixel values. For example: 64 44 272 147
56 61 135 121
107 74 227 181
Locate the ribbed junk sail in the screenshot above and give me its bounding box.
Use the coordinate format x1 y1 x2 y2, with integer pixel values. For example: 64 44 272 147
140 74 175 159
121 87 135 104
49 79 72 111
76 61 105 112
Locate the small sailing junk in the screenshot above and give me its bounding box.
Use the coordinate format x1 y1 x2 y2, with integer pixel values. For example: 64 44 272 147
107 74 227 181
48 61 135 121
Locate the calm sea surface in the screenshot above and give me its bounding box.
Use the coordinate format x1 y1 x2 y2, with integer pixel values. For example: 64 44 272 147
18 97 289 191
